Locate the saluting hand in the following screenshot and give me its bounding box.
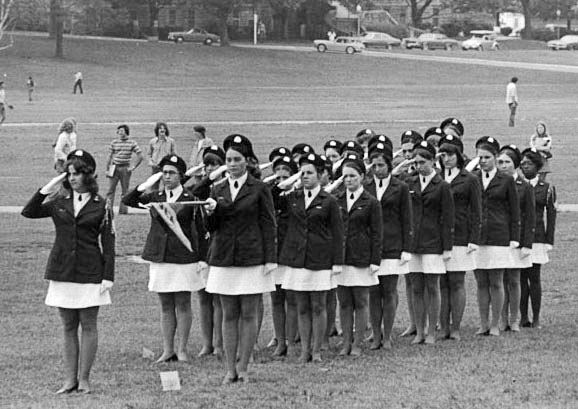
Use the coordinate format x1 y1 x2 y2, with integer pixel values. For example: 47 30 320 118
39 172 67 195
137 172 162 192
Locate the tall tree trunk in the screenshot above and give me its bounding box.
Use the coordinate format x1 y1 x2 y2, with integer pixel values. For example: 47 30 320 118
520 0 532 39
52 0 63 57
217 15 229 46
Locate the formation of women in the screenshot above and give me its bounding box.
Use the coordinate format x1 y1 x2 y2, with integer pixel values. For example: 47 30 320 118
22 117 557 391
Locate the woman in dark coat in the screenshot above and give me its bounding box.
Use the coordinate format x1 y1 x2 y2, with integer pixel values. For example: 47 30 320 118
203 134 277 384
438 135 482 341
473 136 520 337
123 154 208 363
22 149 115 394
366 142 413 350
520 148 556 329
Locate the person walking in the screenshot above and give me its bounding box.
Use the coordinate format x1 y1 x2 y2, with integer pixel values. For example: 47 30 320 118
22 149 115 395
506 77 519 127
27 76 35 102
105 124 143 215
73 72 83 94
53 118 78 173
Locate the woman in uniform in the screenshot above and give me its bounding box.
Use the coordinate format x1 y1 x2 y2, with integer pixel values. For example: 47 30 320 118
438 135 481 341
366 142 413 350
324 139 343 164
520 148 556 329
22 149 114 394
204 134 277 384
473 136 520 336
406 141 454 345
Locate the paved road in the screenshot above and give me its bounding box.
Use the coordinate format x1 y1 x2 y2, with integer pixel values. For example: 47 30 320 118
234 43 578 74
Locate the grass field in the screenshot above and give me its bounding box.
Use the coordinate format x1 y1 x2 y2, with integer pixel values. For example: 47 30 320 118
1 35 578 408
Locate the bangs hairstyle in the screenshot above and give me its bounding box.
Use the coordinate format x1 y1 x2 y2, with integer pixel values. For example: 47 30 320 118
369 151 393 172
342 161 365 176
154 122 170 137
476 142 498 156
413 146 435 161
300 161 325 177
439 144 465 169
203 152 224 167
62 157 99 195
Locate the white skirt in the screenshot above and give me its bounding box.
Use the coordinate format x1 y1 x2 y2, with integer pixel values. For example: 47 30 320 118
445 246 477 272
335 265 379 287
531 243 550 265
272 265 288 285
510 248 533 269
149 262 204 293
409 254 446 274
378 258 410 276
45 281 111 309
475 245 516 270
206 265 275 295
282 267 333 292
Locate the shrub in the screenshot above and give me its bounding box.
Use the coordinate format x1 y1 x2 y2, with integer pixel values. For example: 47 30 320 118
532 28 558 42
500 26 513 36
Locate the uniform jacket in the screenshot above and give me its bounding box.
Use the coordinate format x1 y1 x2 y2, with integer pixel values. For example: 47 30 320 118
337 189 382 267
448 168 482 246
475 170 520 246
406 173 454 254
123 187 208 264
365 177 413 259
532 180 556 245
277 188 344 270
206 174 277 267
22 190 115 283
514 177 536 249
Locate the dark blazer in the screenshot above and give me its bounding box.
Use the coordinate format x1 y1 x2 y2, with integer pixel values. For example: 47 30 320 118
515 177 536 249
406 174 454 254
337 189 382 267
22 190 115 283
447 168 482 246
475 170 520 246
365 177 413 259
277 188 344 270
123 187 208 264
206 174 277 267
532 181 556 245
189 176 213 200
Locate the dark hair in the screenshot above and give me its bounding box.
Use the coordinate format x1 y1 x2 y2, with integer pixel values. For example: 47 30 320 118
246 157 262 179
511 77 518 83
476 142 499 156
414 147 435 161
62 157 99 195
369 151 393 172
342 161 365 176
117 124 130 136
439 144 465 169
203 152 224 167
154 122 170 137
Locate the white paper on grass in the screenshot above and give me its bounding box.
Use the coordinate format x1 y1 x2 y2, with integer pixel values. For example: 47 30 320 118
142 347 155 359
160 371 181 391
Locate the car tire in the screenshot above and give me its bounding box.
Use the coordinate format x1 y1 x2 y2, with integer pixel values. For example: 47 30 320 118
317 44 327 53
204 38 213 45
175 37 184 43
346 46 355 54
387 44 393 50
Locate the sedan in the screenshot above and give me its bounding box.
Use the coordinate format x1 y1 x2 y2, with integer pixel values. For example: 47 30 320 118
404 33 459 50
547 35 578 50
461 30 499 51
313 37 365 54
355 31 401 49
168 28 220 45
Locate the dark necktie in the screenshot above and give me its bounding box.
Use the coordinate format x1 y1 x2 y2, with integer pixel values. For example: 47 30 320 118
78 194 82 202
447 169 451 177
422 177 426 184
308 191 312 198
350 193 354 200
169 191 174 199
379 179 383 188
234 181 239 189
486 172 490 179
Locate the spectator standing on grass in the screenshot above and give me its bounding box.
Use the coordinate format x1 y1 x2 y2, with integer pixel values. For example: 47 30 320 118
148 122 175 191
73 72 83 94
22 149 115 395
27 76 35 102
0 81 13 126
506 77 519 127
187 125 214 185
327 29 336 41
530 121 552 181
105 124 144 215
54 118 78 173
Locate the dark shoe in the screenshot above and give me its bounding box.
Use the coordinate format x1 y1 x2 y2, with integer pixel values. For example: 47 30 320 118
55 383 78 395
521 321 533 328
221 373 238 385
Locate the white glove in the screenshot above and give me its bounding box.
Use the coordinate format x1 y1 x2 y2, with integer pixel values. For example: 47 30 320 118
39 173 67 195
521 247 532 258
100 280 113 294
370 264 380 275
137 172 162 192
185 164 204 177
442 250 452 261
209 165 228 181
509 241 520 249
331 265 343 276
545 244 553 252
204 197 217 215
399 252 412 265
264 263 278 275
466 243 479 254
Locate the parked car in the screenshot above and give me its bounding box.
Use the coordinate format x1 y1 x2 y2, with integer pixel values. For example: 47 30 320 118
547 35 578 50
403 33 459 50
167 28 220 45
461 30 499 51
313 37 365 54
355 31 401 49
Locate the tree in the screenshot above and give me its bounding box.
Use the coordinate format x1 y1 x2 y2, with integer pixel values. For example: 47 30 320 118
268 0 305 39
406 0 436 28
50 0 64 57
519 0 532 39
192 0 245 46
0 0 15 51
